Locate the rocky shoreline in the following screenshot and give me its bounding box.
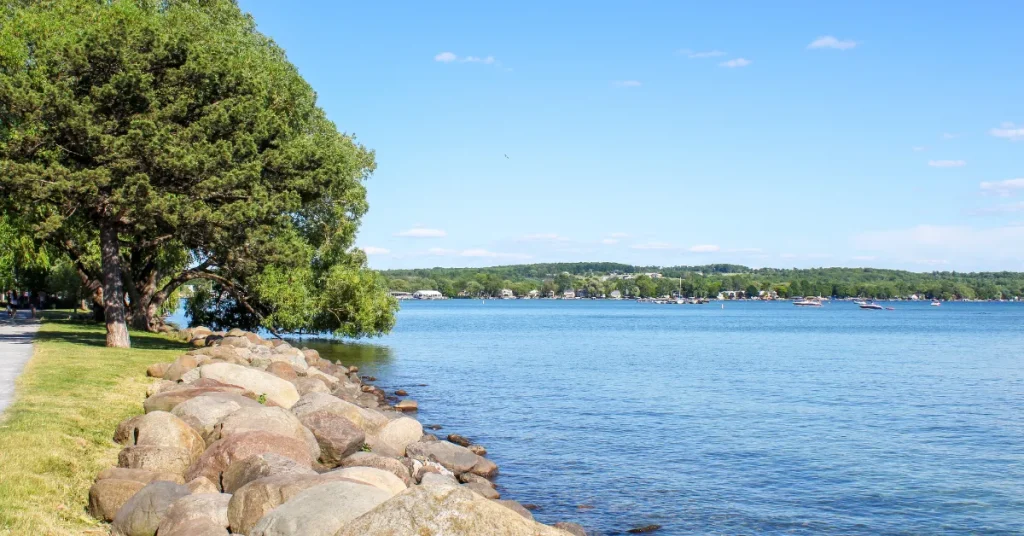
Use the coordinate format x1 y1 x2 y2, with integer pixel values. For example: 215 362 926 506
89 327 588 536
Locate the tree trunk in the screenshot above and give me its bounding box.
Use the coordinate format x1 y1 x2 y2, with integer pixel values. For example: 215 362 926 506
100 223 131 348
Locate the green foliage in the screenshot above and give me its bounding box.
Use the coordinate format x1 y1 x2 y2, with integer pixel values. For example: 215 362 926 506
257 394 267 405
0 0 395 337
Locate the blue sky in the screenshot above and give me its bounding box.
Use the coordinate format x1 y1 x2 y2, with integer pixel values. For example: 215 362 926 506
239 1 1024 272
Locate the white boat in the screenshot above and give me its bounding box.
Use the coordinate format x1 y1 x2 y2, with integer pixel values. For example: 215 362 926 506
859 303 883 310
854 300 868 306
931 300 941 307
794 298 822 307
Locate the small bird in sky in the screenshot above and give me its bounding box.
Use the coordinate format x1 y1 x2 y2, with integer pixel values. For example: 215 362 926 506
504 154 509 159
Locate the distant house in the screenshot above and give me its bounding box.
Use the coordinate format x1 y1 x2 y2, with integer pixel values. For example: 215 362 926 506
609 290 622 299
390 291 413 300
413 290 443 300
499 288 515 299
527 289 540 299
645 272 663 279
562 290 575 299
546 290 556 298
717 290 742 300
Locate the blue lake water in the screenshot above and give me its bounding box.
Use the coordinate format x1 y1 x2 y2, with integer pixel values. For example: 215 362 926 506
179 300 1024 534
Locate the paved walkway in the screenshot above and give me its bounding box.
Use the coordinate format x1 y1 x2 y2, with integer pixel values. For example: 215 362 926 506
0 310 40 415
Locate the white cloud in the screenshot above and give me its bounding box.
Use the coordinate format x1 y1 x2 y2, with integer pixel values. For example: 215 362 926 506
601 239 619 245
396 227 447 238
912 146 927 152
689 244 720 253
427 247 456 255
610 232 629 238
990 122 1024 141
678 49 726 59
719 58 751 68
972 202 1024 214
434 52 457 63
631 241 675 250
980 178 1024 197
459 248 530 259
928 160 966 168
519 233 568 242
942 132 958 140
613 80 642 87
807 36 858 50
435 52 502 66
362 246 390 255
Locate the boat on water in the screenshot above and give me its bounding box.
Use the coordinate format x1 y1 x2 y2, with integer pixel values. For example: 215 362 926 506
931 300 941 307
859 303 883 310
794 298 823 307
854 300 868 306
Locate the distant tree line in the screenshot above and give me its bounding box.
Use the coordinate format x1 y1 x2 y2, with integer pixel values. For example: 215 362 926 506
382 263 1024 301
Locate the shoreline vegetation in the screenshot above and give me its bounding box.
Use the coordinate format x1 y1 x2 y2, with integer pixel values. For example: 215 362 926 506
0 317 586 535
382 262 1024 302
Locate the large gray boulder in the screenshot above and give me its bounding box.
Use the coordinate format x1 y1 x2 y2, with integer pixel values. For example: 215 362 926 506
292 377 330 396
199 363 300 408
118 411 205 462
297 410 364 466
249 480 395 536
110 481 190 536
289 393 387 434
88 478 146 522
366 416 422 457
117 445 196 476
335 481 573 536
211 406 320 461
406 440 498 477
321 466 407 495
155 493 231 535
226 474 323 535
222 453 317 494
171 392 262 442
143 382 254 413
163 355 198 383
339 452 412 485
184 431 314 487
158 518 229 536
96 467 184 485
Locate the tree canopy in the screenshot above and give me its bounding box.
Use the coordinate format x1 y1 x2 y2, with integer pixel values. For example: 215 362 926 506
0 0 396 345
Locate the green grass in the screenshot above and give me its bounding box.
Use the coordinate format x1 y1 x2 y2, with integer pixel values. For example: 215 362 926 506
0 320 187 535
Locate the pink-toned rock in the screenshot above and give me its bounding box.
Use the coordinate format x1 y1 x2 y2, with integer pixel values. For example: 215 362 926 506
184 431 313 487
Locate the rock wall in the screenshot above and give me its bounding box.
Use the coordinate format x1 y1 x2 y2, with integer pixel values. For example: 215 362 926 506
89 327 588 536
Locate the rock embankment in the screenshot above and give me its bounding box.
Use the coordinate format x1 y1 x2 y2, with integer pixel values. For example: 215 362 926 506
90 327 587 536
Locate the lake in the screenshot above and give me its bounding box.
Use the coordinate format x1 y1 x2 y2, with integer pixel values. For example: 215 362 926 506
182 300 1024 534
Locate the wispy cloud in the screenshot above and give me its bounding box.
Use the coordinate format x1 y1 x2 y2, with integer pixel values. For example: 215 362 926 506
610 232 629 238
519 233 569 242
613 80 642 87
720 58 752 68
396 227 447 238
941 132 959 140
631 241 675 250
912 146 927 152
971 202 1024 215
459 248 530 259
689 244 720 253
362 246 390 255
853 224 1024 268
980 178 1024 197
928 160 966 168
601 238 619 245
990 122 1024 141
434 52 501 66
677 49 726 59
807 36 858 50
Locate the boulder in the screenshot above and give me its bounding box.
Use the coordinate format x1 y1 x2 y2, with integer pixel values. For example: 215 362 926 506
494 499 535 520
97 467 184 485
290 392 387 434
146 363 170 378
117 446 195 476
184 431 314 487
395 399 418 412
447 433 472 447
464 481 500 499
163 355 198 383
366 416 422 457
221 335 252 349
211 406 320 461
293 377 329 396
406 440 497 477
339 452 412 486
222 452 317 494
265 361 297 381
305 369 339 387
143 382 253 413
88 478 146 521
297 410 364 466
335 482 571 536
199 363 300 408
458 472 495 488
249 480 394 536
118 411 205 461
114 415 144 445
226 474 323 535
110 481 190 536
146 379 177 397
322 466 407 495
469 444 488 456
187 477 220 494
412 459 455 484
189 346 243 362
554 522 588 536
156 493 231 536
180 368 202 384
159 517 229 536
171 392 263 442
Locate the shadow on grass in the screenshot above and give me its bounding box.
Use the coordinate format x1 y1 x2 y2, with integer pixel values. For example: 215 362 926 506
34 319 189 352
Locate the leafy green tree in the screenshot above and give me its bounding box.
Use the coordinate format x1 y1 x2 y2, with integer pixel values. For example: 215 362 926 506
745 284 759 299
0 0 395 345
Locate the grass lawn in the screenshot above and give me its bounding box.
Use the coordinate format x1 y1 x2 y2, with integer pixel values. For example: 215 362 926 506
0 320 187 535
